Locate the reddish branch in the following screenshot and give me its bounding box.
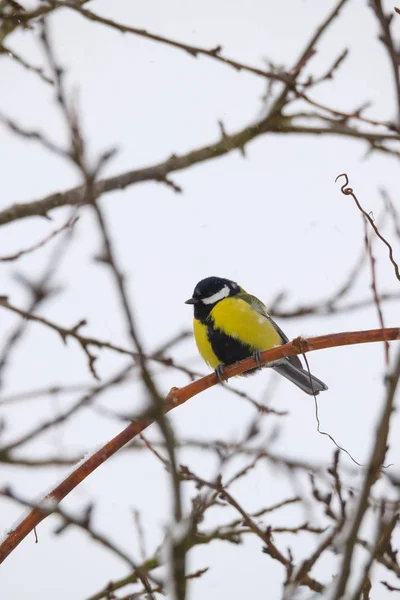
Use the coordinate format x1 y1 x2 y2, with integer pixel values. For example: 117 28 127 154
0 327 399 563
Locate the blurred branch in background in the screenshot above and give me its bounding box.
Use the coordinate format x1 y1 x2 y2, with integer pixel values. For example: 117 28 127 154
0 1 400 600
0 208 77 390
0 215 78 262
1 2 400 226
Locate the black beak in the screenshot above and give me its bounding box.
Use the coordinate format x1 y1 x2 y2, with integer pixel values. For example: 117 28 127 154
185 297 197 305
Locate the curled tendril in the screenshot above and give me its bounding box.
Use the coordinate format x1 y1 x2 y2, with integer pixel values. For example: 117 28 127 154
335 171 400 282
335 172 353 195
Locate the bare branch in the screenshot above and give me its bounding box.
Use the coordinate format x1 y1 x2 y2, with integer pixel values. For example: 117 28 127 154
0 43 53 84
0 216 78 262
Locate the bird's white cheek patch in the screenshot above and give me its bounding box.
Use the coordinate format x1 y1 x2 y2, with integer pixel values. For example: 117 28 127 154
202 285 230 305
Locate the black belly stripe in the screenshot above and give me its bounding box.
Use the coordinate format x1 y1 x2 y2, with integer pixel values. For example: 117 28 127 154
207 324 254 366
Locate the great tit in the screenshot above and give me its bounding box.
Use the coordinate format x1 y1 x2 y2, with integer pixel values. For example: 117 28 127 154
185 276 327 395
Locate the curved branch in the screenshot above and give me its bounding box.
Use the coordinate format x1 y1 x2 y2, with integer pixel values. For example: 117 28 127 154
0 326 399 563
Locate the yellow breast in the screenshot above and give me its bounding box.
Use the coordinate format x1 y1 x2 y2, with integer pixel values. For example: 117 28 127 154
193 318 220 369
193 297 283 370
210 297 282 349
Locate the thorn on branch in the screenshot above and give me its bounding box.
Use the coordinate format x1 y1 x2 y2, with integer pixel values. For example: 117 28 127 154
162 176 182 193
218 120 228 139
188 49 199 58
154 174 182 193
218 120 246 155
95 147 118 174
70 319 87 334
381 580 400 592
209 45 222 57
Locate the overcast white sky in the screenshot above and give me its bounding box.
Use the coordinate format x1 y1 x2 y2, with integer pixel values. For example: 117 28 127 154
1 1 400 598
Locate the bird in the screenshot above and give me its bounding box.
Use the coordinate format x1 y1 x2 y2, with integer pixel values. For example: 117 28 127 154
185 276 327 395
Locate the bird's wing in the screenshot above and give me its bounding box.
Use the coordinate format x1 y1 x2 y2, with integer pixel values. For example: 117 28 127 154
238 290 303 369
238 290 289 342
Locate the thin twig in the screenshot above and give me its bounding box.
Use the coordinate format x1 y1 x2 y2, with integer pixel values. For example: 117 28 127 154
363 220 389 364
0 110 67 157
336 173 400 282
0 216 78 262
0 43 53 84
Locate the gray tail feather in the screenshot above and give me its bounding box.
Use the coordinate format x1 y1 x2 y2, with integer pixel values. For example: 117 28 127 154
273 360 328 396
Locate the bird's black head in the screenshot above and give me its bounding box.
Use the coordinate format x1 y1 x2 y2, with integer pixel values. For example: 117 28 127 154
185 276 240 321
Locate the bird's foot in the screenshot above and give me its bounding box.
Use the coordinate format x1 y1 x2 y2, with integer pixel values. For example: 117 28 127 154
214 364 226 384
252 350 263 370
